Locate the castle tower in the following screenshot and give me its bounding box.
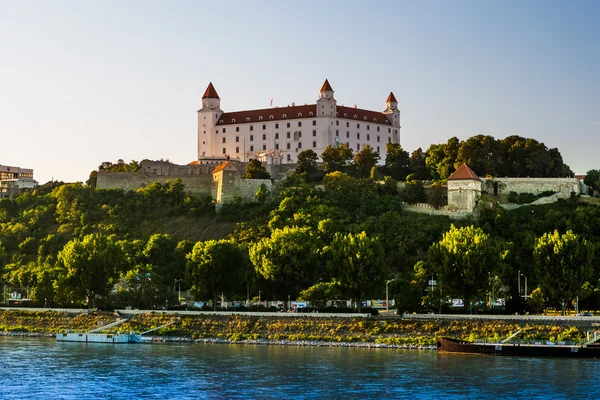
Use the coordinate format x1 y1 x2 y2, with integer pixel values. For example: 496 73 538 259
383 91 401 143
316 79 336 117
198 82 223 161
447 163 483 212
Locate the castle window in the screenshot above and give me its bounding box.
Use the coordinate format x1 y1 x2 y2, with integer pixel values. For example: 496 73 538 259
346 132 349 138
373 118 377 122
356 143 360 151
232 119 236 123
394 129 398 134
353 115 357 119
367 125 370 130
298 142 302 149
357 133 360 140
377 127 380 132
347 142 350 147
222 148 226 154
344 113 347 118
377 146 380 153
259 116 263 121
287 123 291 128
246 117 251 121
312 141 316 148
346 121 349 127
262 134 266 140
287 143 291 149
312 130 316 137
287 132 291 139
236 136 239 142
298 113 302 117
312 120 316 126
363 117 367 121
283 114 287 119
388 137 391 143
275 133 279 139
297 131 302 138
336 130 339 136
298 121 302 127
287 154 291 161
236 127 239 132
269 115 274 120
357 124 360 129
263 145 267 150
367 134 370 141
223 128 226 133
250 126 254 131
275 143 279 150
236 147 239 153
262 124 266 130
222 137 226 143
275 123 279 129
309 112 313 116
336 120 339 126
250 135 254 141
388 128 391 133
377 136 380 142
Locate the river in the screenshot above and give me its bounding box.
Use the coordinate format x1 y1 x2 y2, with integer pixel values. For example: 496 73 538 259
0 336 597 399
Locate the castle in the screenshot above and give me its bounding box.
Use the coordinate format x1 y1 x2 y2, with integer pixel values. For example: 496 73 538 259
196 80 400 166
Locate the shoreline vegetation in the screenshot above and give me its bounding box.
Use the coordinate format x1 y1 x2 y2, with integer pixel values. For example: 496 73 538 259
0 310 594 350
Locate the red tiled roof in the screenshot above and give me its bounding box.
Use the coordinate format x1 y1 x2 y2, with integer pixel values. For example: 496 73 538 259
448 164 481 181
217 104 392 126
188 160 199 165
320 79 333 92
212 161 230 174
386 92 397 103
202 82 220 99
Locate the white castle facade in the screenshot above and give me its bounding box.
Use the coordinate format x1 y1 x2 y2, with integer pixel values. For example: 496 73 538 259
197 80 401 165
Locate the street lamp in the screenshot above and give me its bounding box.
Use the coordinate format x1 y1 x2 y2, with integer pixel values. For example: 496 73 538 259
386 279 395 313
174 279 183 303
520 274 528 299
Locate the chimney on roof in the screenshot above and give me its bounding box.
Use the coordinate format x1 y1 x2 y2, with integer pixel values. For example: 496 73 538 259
354 104 357 108
292 102 295 107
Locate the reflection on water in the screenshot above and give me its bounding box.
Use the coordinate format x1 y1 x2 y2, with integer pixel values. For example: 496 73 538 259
0 337 597 399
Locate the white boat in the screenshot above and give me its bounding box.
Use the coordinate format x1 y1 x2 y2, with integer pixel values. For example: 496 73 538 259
56 332 141 343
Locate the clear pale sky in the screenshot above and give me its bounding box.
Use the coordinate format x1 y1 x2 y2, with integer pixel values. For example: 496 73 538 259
1 0 598 184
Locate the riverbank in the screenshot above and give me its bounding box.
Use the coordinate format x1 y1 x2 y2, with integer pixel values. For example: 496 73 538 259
0 309 595 347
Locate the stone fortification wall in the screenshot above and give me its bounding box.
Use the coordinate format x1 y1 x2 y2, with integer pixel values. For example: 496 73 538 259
219 179 272 204
97 161 214 196
492 177 580 196
402 203 471 220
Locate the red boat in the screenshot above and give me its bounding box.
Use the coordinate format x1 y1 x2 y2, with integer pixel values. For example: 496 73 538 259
436 337 600 358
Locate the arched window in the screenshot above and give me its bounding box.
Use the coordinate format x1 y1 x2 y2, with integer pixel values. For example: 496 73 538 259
269 115 274 120
298 113 302 117
231 119 236 123
282 114 287 118
353 115 357 119
259 116 263 121
309 112 313 116
246 117 251 122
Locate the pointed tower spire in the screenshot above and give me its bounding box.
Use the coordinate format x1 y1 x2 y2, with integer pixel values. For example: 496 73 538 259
202 82 220 99
386 92 397 103
320 79 334 92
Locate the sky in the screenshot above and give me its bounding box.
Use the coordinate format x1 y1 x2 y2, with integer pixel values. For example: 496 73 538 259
1 0 599 184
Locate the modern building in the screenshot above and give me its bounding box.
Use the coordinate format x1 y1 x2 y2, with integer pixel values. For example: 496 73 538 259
197 80 401 165
0 164 38 200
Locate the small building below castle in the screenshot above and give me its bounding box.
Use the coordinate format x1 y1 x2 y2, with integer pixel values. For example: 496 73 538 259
0 164 37 200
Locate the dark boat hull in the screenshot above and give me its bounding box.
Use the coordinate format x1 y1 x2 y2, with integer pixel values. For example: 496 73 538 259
436 337 600 358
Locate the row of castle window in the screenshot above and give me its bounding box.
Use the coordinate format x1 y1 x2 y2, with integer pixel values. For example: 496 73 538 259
221 143 381 155
216 121 394 134
221 130 389 144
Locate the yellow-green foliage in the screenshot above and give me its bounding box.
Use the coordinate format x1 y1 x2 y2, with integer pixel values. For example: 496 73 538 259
0 310 589 345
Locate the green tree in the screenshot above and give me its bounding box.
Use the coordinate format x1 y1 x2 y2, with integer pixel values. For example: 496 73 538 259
243 159 270 179
385 143 410 181
298 280 343 303
321 144 353 173
584 169 600 194
249 226 320 309
327 231 386 313
428 225 502 313
186 239 250 310
409 148 429 180
533 230 594 315
402 181 427 204
57 234 123 310
296 149 319 176
427 182 447 209
354 145 380 178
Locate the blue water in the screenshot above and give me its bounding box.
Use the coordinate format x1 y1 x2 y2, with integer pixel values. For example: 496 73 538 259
0 337 597 399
